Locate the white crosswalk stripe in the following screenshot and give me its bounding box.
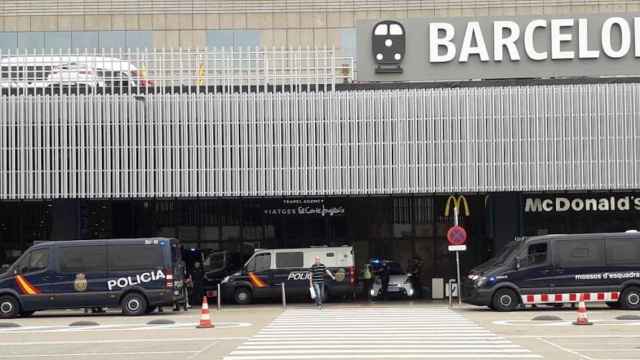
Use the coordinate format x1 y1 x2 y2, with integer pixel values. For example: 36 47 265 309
224 307 541 360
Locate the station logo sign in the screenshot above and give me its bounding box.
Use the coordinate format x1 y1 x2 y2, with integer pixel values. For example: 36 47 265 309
357 14 640 82
524 195 640 213
372 20 406 73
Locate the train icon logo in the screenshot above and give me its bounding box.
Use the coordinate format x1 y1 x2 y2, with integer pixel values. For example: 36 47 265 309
372 21 406 74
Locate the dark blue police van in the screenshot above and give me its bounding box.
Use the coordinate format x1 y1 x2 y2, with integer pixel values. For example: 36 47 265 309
0 238 185 318
463 232 640 311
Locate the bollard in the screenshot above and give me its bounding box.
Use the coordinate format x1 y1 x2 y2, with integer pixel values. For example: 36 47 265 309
217 283 222 311
448 279 455 308
281 282 287 309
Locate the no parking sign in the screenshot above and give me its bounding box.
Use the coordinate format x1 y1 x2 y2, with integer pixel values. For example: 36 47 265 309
447 225 467 251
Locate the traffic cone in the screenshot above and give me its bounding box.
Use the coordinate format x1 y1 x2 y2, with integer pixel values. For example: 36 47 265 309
196 296 214 328
573 294 593 326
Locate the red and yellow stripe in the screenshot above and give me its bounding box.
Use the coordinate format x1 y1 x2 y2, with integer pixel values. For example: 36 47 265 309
248 272 267 288
15 275 40 295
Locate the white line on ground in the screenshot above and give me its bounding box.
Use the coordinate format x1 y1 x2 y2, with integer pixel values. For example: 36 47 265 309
0 337 249 346
0 351 200 358
224 355 542 359
238 345 522 349
536 337 595 360
507 335 640 339
244 341 512 345
187 341 218 360
251 335 502 340
231 349 532 354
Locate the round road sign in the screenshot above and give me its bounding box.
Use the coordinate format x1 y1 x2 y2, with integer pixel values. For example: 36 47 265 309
447 226 467 245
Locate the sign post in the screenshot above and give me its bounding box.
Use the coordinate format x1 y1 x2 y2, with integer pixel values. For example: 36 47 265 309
447 206 468 305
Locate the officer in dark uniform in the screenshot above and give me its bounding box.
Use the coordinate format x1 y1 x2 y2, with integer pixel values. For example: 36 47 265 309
190 261 204 305
408 256 423 298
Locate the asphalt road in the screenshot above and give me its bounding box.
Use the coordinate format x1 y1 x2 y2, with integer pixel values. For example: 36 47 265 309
0 301 638 360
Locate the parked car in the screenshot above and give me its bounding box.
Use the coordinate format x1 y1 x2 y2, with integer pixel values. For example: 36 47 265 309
463 231 640 311
0 237 185 318
221 246 355 304
369 261 415 299
0 56 151 88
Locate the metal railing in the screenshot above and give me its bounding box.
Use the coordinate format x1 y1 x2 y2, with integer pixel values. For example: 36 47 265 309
0 47 353 95
2 83 640 200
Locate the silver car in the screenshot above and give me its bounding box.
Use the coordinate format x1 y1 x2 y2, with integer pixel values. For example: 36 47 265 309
369 261 415 298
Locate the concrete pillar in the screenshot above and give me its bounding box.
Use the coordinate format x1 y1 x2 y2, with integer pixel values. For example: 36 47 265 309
49 200 79 240
491 193 521 252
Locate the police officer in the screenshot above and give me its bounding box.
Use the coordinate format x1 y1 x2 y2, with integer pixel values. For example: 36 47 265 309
190 261 204 305
408 256 423 298
362 264 372 299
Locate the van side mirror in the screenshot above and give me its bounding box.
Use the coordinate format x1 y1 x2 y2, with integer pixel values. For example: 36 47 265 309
514 257 521 270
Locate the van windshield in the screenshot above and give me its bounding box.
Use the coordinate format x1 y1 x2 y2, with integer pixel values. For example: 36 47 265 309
486 241 522 266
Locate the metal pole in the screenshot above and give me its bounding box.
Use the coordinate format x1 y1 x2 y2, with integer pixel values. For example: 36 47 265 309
448 280 453 308
281 283 287 309
454 206 462 305
217 283 222 311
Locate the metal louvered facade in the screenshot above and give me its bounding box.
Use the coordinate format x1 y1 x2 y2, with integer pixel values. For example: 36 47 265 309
1 83 640 200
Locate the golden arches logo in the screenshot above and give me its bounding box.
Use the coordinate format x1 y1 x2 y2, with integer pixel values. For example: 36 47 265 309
444 195 470 217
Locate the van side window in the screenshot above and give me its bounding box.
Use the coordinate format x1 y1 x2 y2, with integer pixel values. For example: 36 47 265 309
555 239 604 267
248 253 271 272
60 246 107 273
525 243 547 267
276 252 303 268
606 238 640 266
19 248 49 274
108 245 163 272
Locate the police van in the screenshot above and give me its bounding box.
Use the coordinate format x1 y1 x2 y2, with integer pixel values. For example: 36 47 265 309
463 232 640 311
0 238 185 318
221 246 355 304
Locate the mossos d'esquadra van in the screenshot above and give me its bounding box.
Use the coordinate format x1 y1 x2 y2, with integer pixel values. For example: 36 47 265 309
0 238 185 318
463 232 640 311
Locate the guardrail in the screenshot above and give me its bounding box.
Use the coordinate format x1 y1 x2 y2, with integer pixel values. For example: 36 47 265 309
0 47 352 95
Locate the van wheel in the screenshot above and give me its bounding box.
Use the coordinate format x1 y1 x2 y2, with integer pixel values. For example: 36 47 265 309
0 296 20 319
492 289 519 312
234 288 252 305
621 287 640 310
121 293 148 316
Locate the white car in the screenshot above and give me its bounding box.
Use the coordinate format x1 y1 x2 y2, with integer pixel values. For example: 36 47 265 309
0 56 149 88
369 261 415 298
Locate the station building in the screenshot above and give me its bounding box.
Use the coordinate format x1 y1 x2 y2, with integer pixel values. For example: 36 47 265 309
1 1 640 284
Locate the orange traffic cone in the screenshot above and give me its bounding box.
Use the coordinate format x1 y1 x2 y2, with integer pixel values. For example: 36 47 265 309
196 296 214 328
573 295 593 326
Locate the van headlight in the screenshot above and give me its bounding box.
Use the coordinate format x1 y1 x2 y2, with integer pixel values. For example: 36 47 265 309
474 276 487 288
221 276 230 284
468 274 479 281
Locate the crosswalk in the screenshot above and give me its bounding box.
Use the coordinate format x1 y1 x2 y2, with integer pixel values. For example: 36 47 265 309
224 307 541 359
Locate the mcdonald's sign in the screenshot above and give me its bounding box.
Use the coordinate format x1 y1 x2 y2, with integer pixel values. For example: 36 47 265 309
444 195 470 217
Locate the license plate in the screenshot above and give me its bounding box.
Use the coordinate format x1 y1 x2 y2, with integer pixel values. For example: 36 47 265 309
387 286 401 292
206 290 218 297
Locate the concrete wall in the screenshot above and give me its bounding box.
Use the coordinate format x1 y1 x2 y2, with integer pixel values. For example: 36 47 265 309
1 1 639 51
